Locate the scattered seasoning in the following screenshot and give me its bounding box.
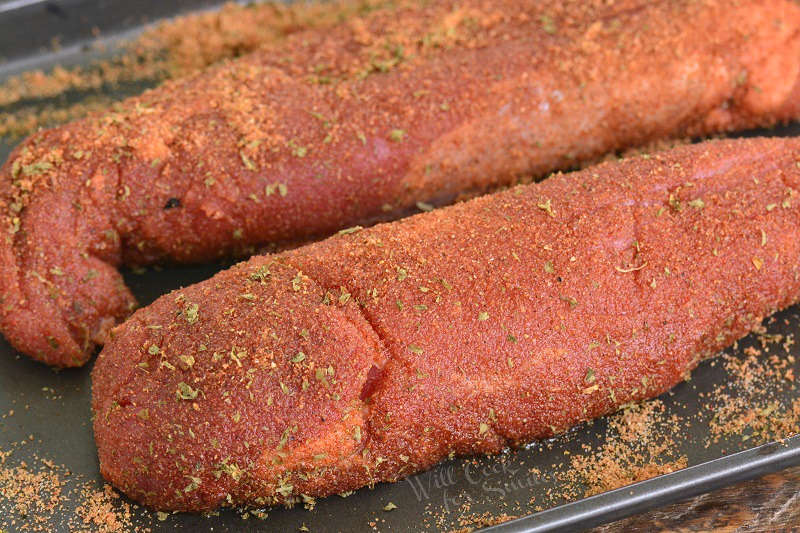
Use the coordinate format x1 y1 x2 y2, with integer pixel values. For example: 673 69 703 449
752 256 764 270
478 311 489 321
389 129 406 142
408 344 423 354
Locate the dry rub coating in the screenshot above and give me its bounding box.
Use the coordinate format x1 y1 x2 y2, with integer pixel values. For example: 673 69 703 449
2 0 800 367
93 137 800 511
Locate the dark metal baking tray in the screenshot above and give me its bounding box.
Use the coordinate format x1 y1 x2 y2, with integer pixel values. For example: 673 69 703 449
1 1 800 531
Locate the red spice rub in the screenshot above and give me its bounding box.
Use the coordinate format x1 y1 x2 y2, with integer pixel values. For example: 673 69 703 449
92 137 800 511
3 0 800 367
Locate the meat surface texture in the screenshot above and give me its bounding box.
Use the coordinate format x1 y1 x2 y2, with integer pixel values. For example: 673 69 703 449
2 0 800 367
93 136 800 511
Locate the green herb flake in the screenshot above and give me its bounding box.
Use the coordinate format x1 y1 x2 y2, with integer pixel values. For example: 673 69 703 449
176 382 199 400
276 483 294 498
688 198 705 209
250 265 271 282
479 423 489 435
396 267 408 281
338 287 351 304
240 293 257 301
540 14 557 34
288 139 308 158
585 368 596 383
537 198 555 217
389 129 406 142
478 311 489 321
22 161 54 176
215 461 243 481
291 272 304 291
338 226 363 235
383 502 398 512
240 151 257 171
184 476 202 493
265 183 289 197
184 303 199 324
148 345 160 355
544 261 555 274
291 352 306 363
416 201 434 212
408 344 423 354
561 296 578 308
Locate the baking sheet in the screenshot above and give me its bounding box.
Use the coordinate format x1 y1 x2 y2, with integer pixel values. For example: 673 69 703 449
1 1 800 531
